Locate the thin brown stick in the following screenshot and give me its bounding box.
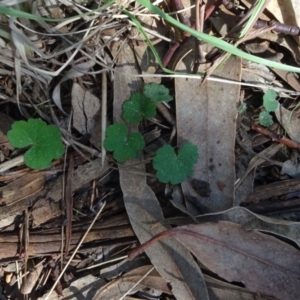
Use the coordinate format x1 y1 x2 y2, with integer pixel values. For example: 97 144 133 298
64 155 74 257
193 0 206 73
44 201 106 300
251 124 300 150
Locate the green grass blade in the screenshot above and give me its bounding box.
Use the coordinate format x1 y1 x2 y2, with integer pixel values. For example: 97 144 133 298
134 0 300 73
239 0 266 38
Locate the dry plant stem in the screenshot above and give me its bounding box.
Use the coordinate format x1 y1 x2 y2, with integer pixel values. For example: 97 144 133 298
254 20 300 35
172 0 191 27
236 25 277 45
0 155 24 173
16 258 20 289
128 229 174 260
205 0 223 20
76 255 128 273
89 180 96 211
235 134 284 167
23 208 29 293
193 0 206 73
64 156 74 257
227 0 269 37
202 1 270 82
159 0 191 69
251 124 300 150
44 201 106 300
119 267 155 300
161 0 220 69
101 70 107 167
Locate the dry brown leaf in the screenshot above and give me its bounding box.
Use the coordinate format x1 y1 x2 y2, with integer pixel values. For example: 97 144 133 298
173 42 241 213
52 60 95 112
20 263 43 294
71 83 101 150
31 199 61 227
235 143 283 191
275 105 300 143
94 265 170 300
196 206 300 248
204 274 276 300
0 172 45 206
130 221 300 300
38 275 106 300
111 42 209 300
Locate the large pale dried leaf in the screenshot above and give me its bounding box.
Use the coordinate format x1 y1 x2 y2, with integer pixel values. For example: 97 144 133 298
94 265 170 300
174 42 241 213
72 83 101 149
196 206 300 247
52 60 96 112
204 274 276 300
275 105 300 143
167 221 300 300
38 275 106 300
0 172 45 205
111 42 209 300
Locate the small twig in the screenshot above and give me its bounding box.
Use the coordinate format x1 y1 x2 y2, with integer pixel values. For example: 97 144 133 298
119 267 155 300
222 0 300 36
251 124 300 150
235 24 277 45
64 155 74 257
254 19 300 35
236 132 283 166
160 0 219 70
20 208 29 294
76 255 128 273
171 0 191 27
205 0 223 20
193 0 206 73
101 70 107 167
0 155 24 173
44 201 106 300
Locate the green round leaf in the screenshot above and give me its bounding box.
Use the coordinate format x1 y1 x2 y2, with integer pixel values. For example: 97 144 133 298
178 143 199 177
7 120 35 148
7 119 65 169
104 123 145 162
153 143 199 184
122 93 156 124
263 89 278 112
143 83 173 103
104 123 128 151
259 110 274 127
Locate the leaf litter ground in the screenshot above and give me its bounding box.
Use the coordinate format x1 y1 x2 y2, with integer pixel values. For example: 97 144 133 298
1 0 300 299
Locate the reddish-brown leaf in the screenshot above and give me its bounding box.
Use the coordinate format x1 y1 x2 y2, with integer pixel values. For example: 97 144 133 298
166 221 300 300
129 220 300 299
